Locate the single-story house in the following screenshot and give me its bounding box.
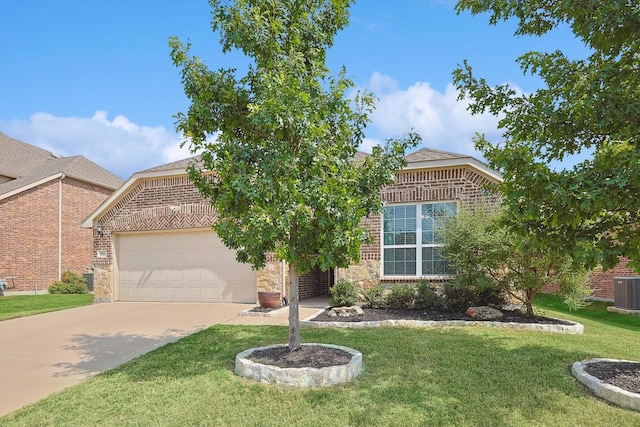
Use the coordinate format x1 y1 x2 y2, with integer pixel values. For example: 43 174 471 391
81 147 503 303
0 132 124 293
82 146 632 304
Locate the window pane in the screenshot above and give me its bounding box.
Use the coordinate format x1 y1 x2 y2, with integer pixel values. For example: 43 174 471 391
383 205 417 248
384 248 416 276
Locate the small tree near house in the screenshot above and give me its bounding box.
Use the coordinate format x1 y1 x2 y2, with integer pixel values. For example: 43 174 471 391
443 206 591 315
170 0 418 351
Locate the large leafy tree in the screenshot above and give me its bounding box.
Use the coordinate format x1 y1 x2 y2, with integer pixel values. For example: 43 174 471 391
453 0 640 271
170 0 418 351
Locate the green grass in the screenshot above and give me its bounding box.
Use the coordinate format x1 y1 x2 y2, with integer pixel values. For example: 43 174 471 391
0 294 94 321
534 293 640 331
1 300 638 426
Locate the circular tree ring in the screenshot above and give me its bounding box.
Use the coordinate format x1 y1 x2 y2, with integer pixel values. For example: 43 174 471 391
235 343 362 387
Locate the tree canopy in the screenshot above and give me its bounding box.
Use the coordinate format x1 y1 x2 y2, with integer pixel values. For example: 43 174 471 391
170 0 418 350
453 0 640 271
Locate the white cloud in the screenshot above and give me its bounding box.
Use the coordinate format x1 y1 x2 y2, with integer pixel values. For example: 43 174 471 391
0 111 192 179
361 72 506 158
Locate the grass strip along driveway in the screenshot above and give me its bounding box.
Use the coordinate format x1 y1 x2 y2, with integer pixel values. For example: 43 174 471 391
1 299 639 426
0 294 93 321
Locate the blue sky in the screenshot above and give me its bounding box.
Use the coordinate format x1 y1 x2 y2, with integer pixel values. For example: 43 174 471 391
0 0 588 179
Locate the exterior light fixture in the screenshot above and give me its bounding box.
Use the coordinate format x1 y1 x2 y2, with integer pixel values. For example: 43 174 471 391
96 223 104 237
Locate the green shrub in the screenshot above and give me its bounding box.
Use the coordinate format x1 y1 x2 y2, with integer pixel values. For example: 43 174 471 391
363 285 387 308
329 280 358 307
48 281 88 295
414 280 444 311
442 283 474 311
442 283 506 312
49 270 88 294
385 284 415 309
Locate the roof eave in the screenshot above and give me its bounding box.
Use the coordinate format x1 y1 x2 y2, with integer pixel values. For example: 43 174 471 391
0 173 64 201
403 157 503 183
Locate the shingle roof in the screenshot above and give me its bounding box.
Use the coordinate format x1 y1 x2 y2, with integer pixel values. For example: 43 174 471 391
140 155 202 173
0 132 124 198
404 147 469 162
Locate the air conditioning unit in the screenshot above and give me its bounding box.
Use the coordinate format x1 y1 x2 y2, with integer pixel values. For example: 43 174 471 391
613 277 640 310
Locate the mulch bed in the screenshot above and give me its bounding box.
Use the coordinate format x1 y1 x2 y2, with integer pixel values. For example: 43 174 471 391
584 361 640 394
310 307 574 325
248 345 352 369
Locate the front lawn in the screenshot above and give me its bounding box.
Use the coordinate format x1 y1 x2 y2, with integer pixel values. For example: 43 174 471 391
0 294 94 321
1 300 638 426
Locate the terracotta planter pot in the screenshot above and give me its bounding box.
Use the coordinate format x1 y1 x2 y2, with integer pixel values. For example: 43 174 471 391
257 291 281 308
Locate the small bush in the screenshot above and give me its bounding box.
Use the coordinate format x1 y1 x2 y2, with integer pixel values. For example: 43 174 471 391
48 281 88 295
442 283 474 312
385 284 415 309
49 270 88 294
442 283 506 312
363 285 387 308
414 280 444 311
329 280 358 307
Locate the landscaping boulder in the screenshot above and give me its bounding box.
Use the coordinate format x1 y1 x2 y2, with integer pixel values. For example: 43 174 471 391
466 306 503 320
327 306 364 318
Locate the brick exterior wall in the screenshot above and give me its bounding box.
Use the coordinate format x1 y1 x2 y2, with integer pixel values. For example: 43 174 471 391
338 166 500 292
299 266 330 299
0 177 113 292
587 258 637 300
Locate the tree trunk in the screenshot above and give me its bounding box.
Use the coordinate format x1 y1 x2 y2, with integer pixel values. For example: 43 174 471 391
525 289 535 316
288 264 301 352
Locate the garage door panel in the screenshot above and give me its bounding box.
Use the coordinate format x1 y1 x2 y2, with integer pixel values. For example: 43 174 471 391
117 231 256 303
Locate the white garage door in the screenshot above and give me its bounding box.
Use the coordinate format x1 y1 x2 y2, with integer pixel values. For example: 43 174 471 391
116 231 256 303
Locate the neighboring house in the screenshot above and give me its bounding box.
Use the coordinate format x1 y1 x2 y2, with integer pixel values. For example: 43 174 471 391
0 133 124 293
81 148 502 303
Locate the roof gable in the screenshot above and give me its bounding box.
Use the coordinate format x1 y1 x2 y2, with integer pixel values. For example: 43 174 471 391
0 132 124 199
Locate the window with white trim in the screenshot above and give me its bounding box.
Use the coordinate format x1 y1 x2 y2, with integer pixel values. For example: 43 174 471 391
383 202 457 277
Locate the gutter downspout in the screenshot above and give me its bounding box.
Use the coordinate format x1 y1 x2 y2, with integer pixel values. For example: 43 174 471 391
58 174 65 281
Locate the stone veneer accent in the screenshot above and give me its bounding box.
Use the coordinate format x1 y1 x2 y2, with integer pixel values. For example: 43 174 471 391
337 260 380 290
92 264 113 302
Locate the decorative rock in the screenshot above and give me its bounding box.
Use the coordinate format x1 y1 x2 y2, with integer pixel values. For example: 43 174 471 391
501 304 526 314
328 306 364 318
466 306 504 320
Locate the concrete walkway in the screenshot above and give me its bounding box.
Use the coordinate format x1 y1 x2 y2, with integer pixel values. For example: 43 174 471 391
0 301 324 417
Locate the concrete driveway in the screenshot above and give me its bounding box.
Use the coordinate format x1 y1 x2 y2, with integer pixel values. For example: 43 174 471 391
0 302 322 417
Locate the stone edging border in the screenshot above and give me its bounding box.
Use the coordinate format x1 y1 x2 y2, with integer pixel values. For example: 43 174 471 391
301 309 584 334
237 306 289 317
572 358 640 412
235 343 363 387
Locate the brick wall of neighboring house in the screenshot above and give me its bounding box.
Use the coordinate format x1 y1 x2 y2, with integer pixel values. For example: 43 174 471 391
91 175 217 300
0 177 112 292
587 258 637 300
338 166 500 291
